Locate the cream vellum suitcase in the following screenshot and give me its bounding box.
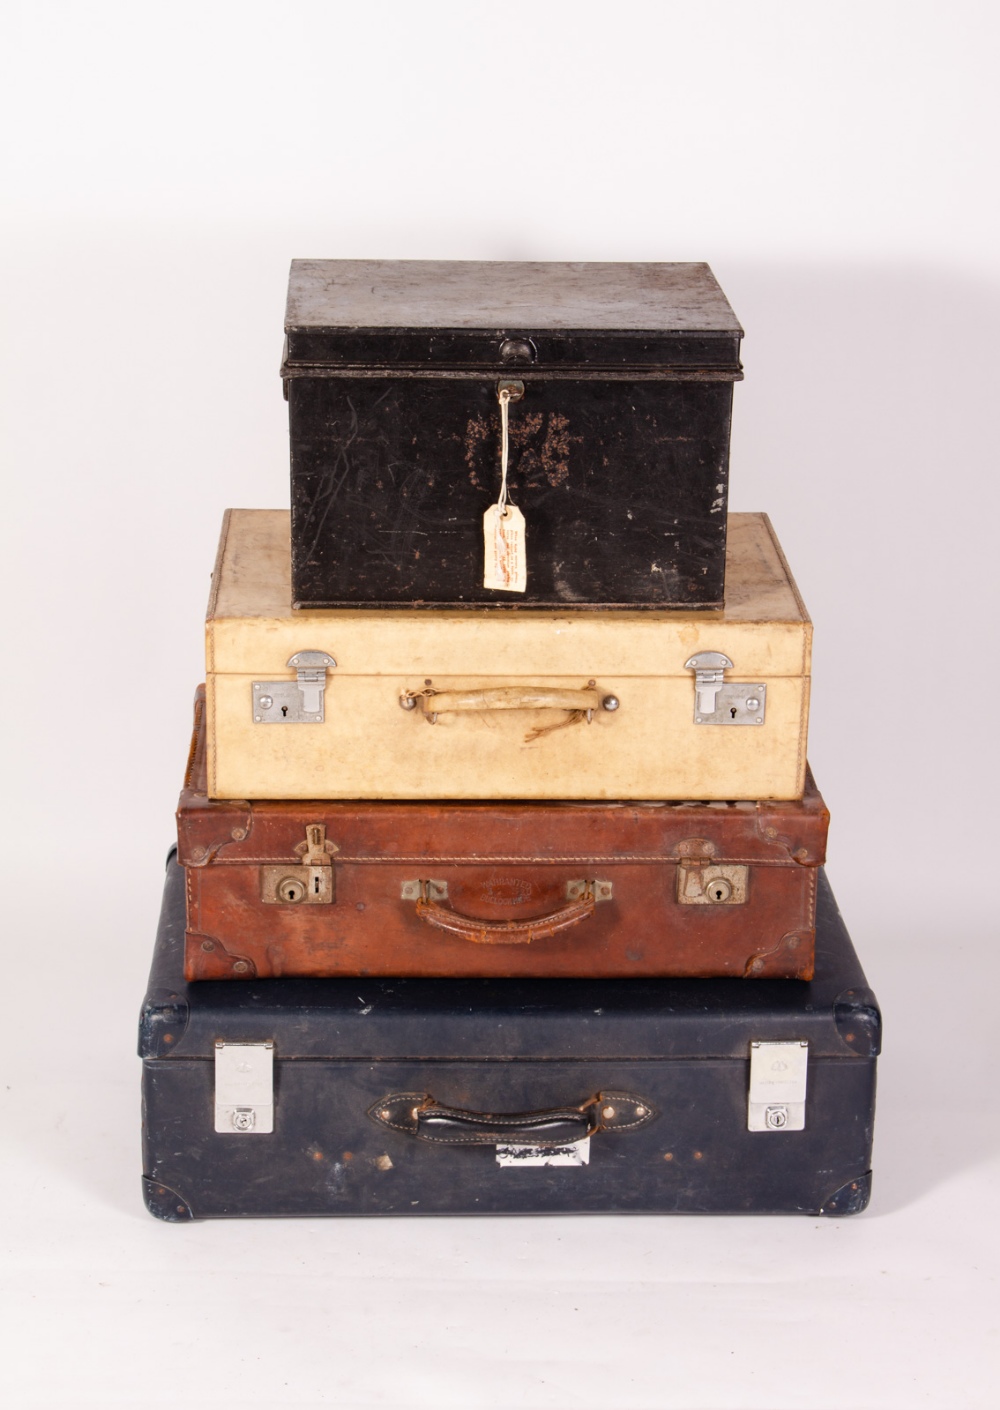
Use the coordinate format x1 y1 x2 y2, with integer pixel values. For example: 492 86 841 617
205 510 811 801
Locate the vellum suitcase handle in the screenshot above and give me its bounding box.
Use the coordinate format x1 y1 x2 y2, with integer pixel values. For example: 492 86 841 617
412 882 596 945
399 684 618 740
368 1091 656 1145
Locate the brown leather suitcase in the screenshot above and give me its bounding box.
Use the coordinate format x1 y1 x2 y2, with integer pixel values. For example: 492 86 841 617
179 690 829 981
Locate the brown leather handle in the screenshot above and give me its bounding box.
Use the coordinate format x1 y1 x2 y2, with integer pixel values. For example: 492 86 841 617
412 884 596 945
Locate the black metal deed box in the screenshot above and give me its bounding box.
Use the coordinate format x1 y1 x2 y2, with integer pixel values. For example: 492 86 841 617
282 260 743 610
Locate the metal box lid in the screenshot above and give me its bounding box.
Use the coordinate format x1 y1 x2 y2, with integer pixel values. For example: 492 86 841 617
282 260 743 375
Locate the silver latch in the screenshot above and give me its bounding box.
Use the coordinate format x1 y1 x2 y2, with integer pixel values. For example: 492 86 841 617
252 651 336 723
677 863 748 905
748 1040 808 1132
214 1041 274 1134
685 652 766 726
260 823 336 904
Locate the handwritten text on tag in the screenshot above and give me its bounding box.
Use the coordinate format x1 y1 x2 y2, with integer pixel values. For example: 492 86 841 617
483 503 527 592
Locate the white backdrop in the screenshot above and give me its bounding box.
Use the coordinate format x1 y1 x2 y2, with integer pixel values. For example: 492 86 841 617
1 4 998 1407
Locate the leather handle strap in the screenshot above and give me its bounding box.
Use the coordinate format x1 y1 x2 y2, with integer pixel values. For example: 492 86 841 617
405 686 601 721
420 686 600 715
369 1091 656 1146
412 885 596 945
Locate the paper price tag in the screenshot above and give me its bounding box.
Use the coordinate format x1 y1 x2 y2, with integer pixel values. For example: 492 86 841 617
483 503 527 592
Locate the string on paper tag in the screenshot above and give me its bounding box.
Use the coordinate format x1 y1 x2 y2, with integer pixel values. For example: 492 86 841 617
484 384 527 592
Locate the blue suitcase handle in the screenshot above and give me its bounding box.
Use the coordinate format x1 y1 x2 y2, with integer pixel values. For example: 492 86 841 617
368 1090 655 1145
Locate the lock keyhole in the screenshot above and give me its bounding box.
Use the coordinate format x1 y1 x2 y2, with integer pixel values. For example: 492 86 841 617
730 706 737 719
277 876 306 903
281 705 288 717
707 876 733 903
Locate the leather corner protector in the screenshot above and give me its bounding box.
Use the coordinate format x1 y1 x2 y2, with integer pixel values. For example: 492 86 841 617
185 934 258 981
834 988 882 1057
138 988 190 1057
180 818 253 868
818 1171 872 1217
743 933 811 978
754 814 800 858
142 1176 194 1222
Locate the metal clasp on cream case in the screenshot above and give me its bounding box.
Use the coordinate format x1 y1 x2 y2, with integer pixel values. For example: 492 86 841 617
253 651 336 723
685 652 766 726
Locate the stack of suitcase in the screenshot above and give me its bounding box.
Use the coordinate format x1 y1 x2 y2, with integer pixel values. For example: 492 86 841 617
140 261 880 1220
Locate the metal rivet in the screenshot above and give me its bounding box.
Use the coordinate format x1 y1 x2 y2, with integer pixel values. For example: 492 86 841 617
191 845 206 861
201 940 214 952
399 695 417 710
745 697 760 711
602 695 620 712
379 1108 390 1120
232 960 250 974
499 337 534 364
231 1109 255 1132
231 827 246 841
602 1105 616 1120
258 695 273 710
635 1105 647 1117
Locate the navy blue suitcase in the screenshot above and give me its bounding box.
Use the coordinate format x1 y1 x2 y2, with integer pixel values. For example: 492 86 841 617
140 852 879 1219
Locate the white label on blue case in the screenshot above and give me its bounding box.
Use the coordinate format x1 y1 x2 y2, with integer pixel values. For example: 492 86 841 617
495 1138 591 1167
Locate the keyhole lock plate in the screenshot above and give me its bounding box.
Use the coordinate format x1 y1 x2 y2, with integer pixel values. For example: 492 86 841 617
747 1040 808 1133
677 862 749 906
260 824 336 905
214 1041 274 1135
684 652 766 726
253 651 336 723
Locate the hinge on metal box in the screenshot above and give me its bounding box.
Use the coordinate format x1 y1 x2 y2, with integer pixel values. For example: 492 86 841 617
748 1040 808 1132
214 1040 274 1134
252 651 336 723
685 652 766 726
260 824 336 904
